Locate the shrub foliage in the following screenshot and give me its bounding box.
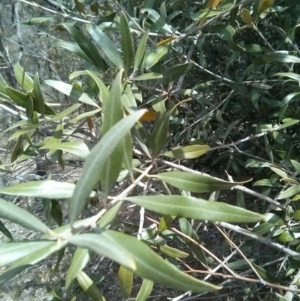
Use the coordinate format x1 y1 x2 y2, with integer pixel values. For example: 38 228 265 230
1 0 300 300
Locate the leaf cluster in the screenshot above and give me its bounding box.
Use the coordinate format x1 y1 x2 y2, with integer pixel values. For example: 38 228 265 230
0 0 300 300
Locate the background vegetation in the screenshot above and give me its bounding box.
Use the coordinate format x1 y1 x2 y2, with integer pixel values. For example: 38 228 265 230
1 0 300 300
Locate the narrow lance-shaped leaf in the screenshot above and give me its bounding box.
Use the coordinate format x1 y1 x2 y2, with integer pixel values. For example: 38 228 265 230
77 271 106 301
120 11 134 75
66 247 90 289
264 134 273 163
40 141 90 159
126 195 265 223
63 24 108 72
86 24 123 70
0 220 13 241
52 103 81 122
69 110 146 225
143 45 169 70
152 171 250 192
119 265 133 299
122 132 134 180
257 0 275 17
291 160 300 173
5 87 28 107
69 70 109 103
0 240 67 287
150 110 172 159
135 279 153 301
33 72 45 117
131 73 163 81
0 241 54 267
278 185 300 200
253 53 300 65
67 230 221 293
0 180 97 199
55 40 94 64
45 80 99 107
157 63 193 84
13 62 33 92
0 198 49 233
100 70 124 196
164 145 209 159
134 30 149 72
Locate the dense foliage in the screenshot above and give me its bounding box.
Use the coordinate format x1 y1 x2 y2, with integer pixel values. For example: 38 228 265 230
1 0 300 300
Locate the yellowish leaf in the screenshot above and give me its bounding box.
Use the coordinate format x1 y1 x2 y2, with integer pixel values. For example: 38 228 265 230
157 37 176 47
206 0 221 8
257 0 275 17
241 8 252 24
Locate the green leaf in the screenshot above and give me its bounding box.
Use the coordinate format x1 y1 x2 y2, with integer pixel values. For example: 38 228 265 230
257 0 275 17
0 198 49 233
130 73 163 81
9 124 39 141
22 16 55 25
243 44 264 52
77 271 106 301
157 63 193 84
0 180 97 199
100 70 124 195
270 167 287 178
150 111 172 158
126 195 265 223
119 266 133 299
253 53 300 65
63 24 108 71
50 199 63 226
278 185 300 199
0 220 13 241
122 131 134 181
55 40 94 64
66 247 90 289
212 24 235 41
135 279 153 301
291 160 300 173
140 8 173 34
67 230 221 293
69 110 146 225
278 231 295 243
70 70 109 103
134 30 149 72
33 73 45 117
0 239 67 287
13 62 34 92
86 24 123 70
227 259 255 270
273 72 300 84
120 11 134 75
143 45 169 70
179 218 206 264
45 80 99 107
164 145 210 159
97 201 123 228
26 97 33 119
0 240 54 267
159 244 189 259
264 134 273 163
40 141 90 159
5 87 28 107
152 171 250 192
52 103 81 122
224 119 240 142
